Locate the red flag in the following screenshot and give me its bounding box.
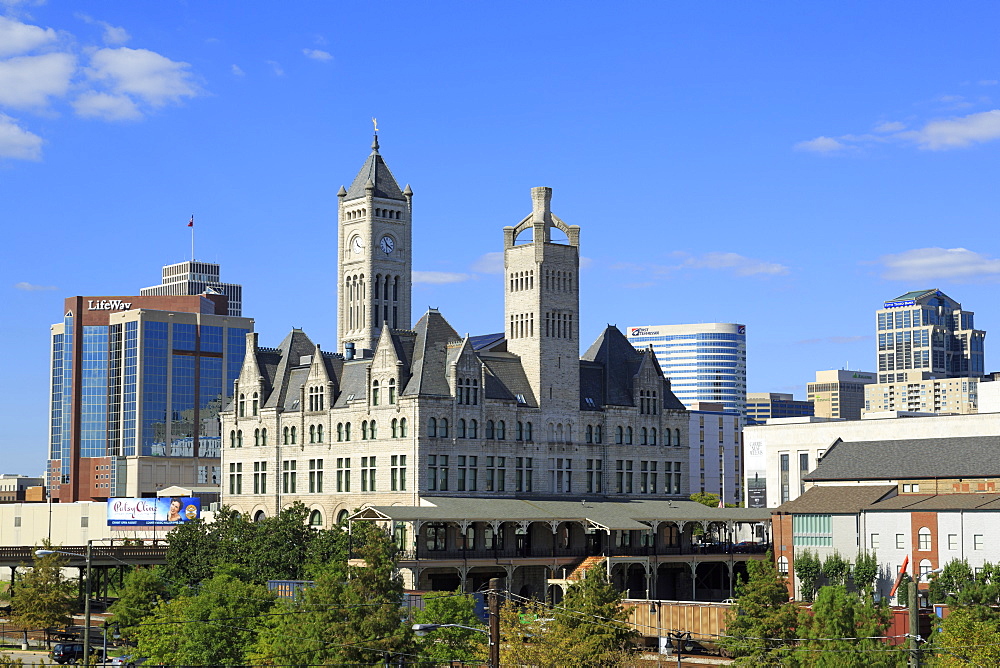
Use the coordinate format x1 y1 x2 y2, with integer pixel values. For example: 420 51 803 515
187 215 194 227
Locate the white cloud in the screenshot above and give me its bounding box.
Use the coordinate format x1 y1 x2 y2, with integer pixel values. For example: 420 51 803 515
979 79 998 86
879 247 1000 282
231 64 244 76
901 110 1000 150
874 121 905 133
266 60 284 76
0 16 57 57
794 136 847 153
75 14 130 45
471 251 504 274
72 91 141 120
14 281 56 291
413 271 472 284
302 48 332 62
0 113 42 160
673 251 790 276
0 52 75 108
84 47 198 108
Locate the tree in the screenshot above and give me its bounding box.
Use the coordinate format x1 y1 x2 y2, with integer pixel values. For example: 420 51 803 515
412 590 487 665
822 551 851 588
853 551 878 598
10 543 75 648
789 586 898 668
133 569 275 667
108 567 168 642
690 491 722 507
930 604 1000 667
928 559 974 605
721 556 798 665
895 573 911 607
795 550 822 602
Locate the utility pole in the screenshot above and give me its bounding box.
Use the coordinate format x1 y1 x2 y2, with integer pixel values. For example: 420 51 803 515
488 577 502 668
908 578 920 668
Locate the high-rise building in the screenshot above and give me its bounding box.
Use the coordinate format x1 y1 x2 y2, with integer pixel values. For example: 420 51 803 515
48 294 253 502
864 374 979 414
807 369 876 420
876 289 985 383
745 392 813 425
687 404 743 504
141 261 244 317
626 323 747 416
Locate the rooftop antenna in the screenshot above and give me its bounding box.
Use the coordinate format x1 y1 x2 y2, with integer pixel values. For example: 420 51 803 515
187 214 195 261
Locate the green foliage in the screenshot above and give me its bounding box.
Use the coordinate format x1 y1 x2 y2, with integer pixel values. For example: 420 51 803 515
895 573 911 608
795 550 822 602
250 522 412 667
928 559 974 605
690 492 722 507
108 567 168 641
822 551 851 588
412 590 487 665
789 586 899 667
853 551 878 597
132 571 275 667
10 542 75 641
163 502 348 588
722 557 798 665
930 604 1000 667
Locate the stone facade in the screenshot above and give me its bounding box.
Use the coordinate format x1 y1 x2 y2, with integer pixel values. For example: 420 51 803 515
221 138 693 527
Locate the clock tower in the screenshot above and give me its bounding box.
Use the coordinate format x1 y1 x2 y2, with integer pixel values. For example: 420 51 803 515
337 133 412 357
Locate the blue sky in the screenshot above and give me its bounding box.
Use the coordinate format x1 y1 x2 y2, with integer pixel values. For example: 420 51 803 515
4 1 1000 476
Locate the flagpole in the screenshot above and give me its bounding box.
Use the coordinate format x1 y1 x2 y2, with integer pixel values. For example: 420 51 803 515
189 214 195 261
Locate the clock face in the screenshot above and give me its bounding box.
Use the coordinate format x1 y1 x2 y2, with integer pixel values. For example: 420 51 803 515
351 236 364 254
380 236 395 255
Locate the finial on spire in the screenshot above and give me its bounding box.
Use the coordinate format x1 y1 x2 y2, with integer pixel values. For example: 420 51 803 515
371 117 380 151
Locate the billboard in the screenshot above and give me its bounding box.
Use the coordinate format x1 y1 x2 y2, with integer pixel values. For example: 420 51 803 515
107 497 201 526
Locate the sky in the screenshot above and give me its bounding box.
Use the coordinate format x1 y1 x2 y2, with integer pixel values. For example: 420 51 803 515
3 1 1000 476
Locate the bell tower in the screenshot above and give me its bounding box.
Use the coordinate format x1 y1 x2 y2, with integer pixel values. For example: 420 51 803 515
503 187 581 412
337 131 413 357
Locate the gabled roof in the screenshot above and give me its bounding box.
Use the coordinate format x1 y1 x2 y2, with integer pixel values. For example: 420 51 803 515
774 485 897 514
804 435 1000 481
581 326 643 406
403 309 461 397
868 493 1000 511
262 329 317 409
343 137 405 201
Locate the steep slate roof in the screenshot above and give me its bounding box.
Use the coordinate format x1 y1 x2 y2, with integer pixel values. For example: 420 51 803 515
480 353 534 405
344 137 406 201
804 436 1000 481
581 326 644 406
263 330 317 409
774 485 897 514
403 310 461 397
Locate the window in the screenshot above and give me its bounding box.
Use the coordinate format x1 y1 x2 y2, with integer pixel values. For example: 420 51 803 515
391 418 399 438
640 460 657 494
388 378 396 404
361 456 376 492
515 457 532 492
236 430 243 447
948 534 958 550
870 533 879 549
238 393 245 417
230 430 237 448
469 419 478 438
429 455 448 491
361 420 368 440
650 428 657 445
777 556 789 575
391 455 407 491
974 534 984 550
308 386 325 411
517 421 524 441
253 461 267 494
792 514 832 547
252 392 259 416
586 425 593 443
282 460 297 493
371 380 379 406
780 453 790 503
282 426 289 445
440 418 449 438
486 456 506 492
316 424 323 442
586 459 602 493
309 510 323 527
457 456 478 491
485 524 504 550
594 424 602 444
497 421 506 440
290 426 296 444
229 462 242 495
485 420 495 439
525 421 533 441
626 426 633 445
336 458 350 492
428 417 437 437
399 417 407 437
551 458 572 493
426 523 447 551
309 425 316 443
616 426 623 444
918 527 931 551
309 459 323 493
458 418 467 438
896 534 906 549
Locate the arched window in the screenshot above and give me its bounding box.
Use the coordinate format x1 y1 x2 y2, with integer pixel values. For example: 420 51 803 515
440 418 449 438
616 426 624 444
586 425 593 443
626 427 633 445
236 430 243 447
309 425 316 443
641 427 648 445
253 510 266 523
485 420 495 439
918 527 932 551
261 428 267 446
309 510 323 527
391 418 398 438
254 428 260 446
229 430 236 448
344 422 351 441
428 417 437 437
777 556 789 575
337 509 349 525
675 428 681 445
252 392 259 416
370 420 377 439
458 419 467 438
372 380 380 406
497 421 506 440
238 394 245 417
650 428 657 446
291 426 297 444
666 429 672 446
525 421 533 441
388 378 396 404
283 426 289 445
516 421 524 441
361 420 369 440
317 424 324 443
595 425 602 443
337 423 344 441
400 417 408 437
469 419 478 438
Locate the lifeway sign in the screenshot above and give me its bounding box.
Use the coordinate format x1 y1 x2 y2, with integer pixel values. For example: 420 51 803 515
88 299 133 311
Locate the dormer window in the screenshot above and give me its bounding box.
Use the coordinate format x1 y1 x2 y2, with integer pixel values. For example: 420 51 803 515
308 386 325 412
456 378 479 405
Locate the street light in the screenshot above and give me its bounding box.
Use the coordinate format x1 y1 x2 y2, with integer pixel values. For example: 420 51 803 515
907 566 943 668
103 622 120 666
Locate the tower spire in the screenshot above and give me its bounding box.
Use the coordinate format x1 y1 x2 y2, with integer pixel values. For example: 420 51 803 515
371 117 379 152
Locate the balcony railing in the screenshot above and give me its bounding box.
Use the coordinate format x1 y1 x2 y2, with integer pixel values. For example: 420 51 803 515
388 541 768 562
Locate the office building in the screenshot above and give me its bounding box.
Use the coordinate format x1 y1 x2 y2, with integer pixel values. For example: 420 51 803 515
687 403 743 504
864 372 979 414
0 475 44 502
806 369 876 420
876 289 985 383
626 323 747 417
746 392 814 425
49 294 253 502
141 260 244 317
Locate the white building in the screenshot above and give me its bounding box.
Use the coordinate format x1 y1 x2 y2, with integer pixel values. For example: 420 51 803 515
864 372 979 415
687 404 742 505
626 323 746 417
